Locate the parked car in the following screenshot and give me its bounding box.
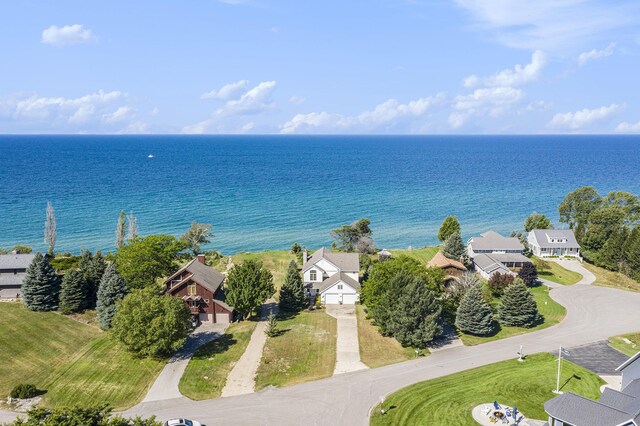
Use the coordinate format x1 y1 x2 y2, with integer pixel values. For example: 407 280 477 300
163 419 202 426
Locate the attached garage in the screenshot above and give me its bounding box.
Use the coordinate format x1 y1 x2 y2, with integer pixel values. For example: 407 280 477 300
199 312 213 323
324 293 340 304
215 313 230 324
318 272 361 305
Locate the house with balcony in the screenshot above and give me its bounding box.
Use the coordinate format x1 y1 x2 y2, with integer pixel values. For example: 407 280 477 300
544 351 640 426
0 251 37 299
467 231 532 279
302 247 360 305
528 229 581 258
164 255 234 324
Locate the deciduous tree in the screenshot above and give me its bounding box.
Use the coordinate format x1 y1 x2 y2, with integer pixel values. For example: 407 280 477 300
488 272 514 296
9 404 161 425
116 210 126 248
225 259 275 319
127 212 138 241
111 288 191 358
623 227 640 281
524 212 552 232
438 216 461 242
22 253 60 312
361 256 429 311
558 186 602 241
115 235 186 289
331 218 373 252
44 202 57 255
181 222 213 255
517 263 538 286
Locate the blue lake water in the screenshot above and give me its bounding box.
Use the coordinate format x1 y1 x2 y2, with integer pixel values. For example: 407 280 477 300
1 135 639 254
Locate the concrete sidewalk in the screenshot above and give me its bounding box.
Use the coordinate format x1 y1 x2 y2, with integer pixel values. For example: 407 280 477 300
143 324 227 402
221 301 277 397
326 305 368 375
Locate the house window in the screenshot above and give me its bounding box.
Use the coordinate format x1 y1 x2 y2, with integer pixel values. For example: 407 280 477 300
188 284 197 295
337 284 343 290
310 270 317 281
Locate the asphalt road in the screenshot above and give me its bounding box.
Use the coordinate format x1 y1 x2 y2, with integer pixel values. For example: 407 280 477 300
3 266 640 426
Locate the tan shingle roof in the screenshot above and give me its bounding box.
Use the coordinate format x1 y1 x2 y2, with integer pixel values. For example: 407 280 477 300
427 251 466 271
302 247 359 272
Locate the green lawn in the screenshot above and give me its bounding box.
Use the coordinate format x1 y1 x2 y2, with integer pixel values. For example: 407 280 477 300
0 302 164 410
179 320 258 399
536 259 583 285
356 305 416 368
232 250 298 292
583 262 640 293
255 310 336 389
390 247 439 265
460 285 566 346
370 353 604 425
609 332 640 357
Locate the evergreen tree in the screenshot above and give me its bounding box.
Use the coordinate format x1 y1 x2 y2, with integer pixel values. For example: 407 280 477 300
59 269 89 314
442 232 466 260
22 253 60 311
438 216 461 242
517 263 538 286
225 259 275 319
455 285 494 335
181 222 213 255
96 264 129 330
78 250 107 308
116 210 126 248
279 260 307 312
498 278 541 327
265 311 279 337
623 227 640 281
384 277 442 347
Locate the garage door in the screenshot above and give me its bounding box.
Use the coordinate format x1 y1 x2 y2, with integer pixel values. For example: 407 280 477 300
342 294 357 305
324 293 340 304
215 313 230 324
199 313 212 323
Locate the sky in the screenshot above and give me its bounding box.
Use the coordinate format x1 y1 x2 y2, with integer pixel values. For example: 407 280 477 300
1 0 640 135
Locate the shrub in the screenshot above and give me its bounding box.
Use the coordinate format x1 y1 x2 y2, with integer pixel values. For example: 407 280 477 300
488 272 515 297
517 263 539 286
10 383 38 399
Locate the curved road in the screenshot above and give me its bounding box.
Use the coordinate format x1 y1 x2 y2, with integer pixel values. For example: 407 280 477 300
4 264 640 425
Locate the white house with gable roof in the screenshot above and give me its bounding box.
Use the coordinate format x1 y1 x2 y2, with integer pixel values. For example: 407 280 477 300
527 229 581 258
302 247 360 305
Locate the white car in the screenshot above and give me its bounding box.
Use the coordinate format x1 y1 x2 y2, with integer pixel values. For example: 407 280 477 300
163 419 202 426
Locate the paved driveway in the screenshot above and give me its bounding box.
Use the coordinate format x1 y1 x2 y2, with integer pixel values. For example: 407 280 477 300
142 324 227 402
547 259 596 285
563 341 629 376
122 283 640 425
326 305 368 374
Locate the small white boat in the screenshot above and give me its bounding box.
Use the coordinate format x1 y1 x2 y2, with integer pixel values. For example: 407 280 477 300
148 154 155 158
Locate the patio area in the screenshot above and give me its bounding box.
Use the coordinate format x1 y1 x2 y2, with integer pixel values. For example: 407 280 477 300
472 402 543 426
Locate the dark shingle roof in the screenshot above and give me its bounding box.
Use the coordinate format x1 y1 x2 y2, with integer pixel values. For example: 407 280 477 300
544 392 631 426
166 259 226 295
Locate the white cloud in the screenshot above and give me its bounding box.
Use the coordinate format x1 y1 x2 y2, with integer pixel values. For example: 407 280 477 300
13 90 125 121
548 103 624 130
184 80 277 133
448 86 524 128
102 106 134 123
454 0 639 50
41 24 97 47
201 80 249 100
150 107 160 115
578 42 617 66
288 95 306 105
615 121 640 133
463 50 547 88
280 93 445 134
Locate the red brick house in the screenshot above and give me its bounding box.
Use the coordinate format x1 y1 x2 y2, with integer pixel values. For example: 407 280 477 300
164 255 234 324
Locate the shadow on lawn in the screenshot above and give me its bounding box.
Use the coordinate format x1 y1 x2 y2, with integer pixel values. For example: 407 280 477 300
559 374 582 392
188 334 238 361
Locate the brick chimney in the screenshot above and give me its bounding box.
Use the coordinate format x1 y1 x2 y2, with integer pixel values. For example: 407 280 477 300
302 249 308 264
197 254 206 264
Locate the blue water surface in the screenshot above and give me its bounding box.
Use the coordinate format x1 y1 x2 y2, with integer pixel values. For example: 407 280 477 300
1 135 639 254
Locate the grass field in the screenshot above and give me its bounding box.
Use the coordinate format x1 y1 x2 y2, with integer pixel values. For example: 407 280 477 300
536 259 583 285
609 332 640 357
356 305 416 368
0 303 164 409
389 247 439 265
460 285 566 346
232 250 298 291
179 321 258 399
370 353 604 425
583 262 640 293
255 310 336 390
